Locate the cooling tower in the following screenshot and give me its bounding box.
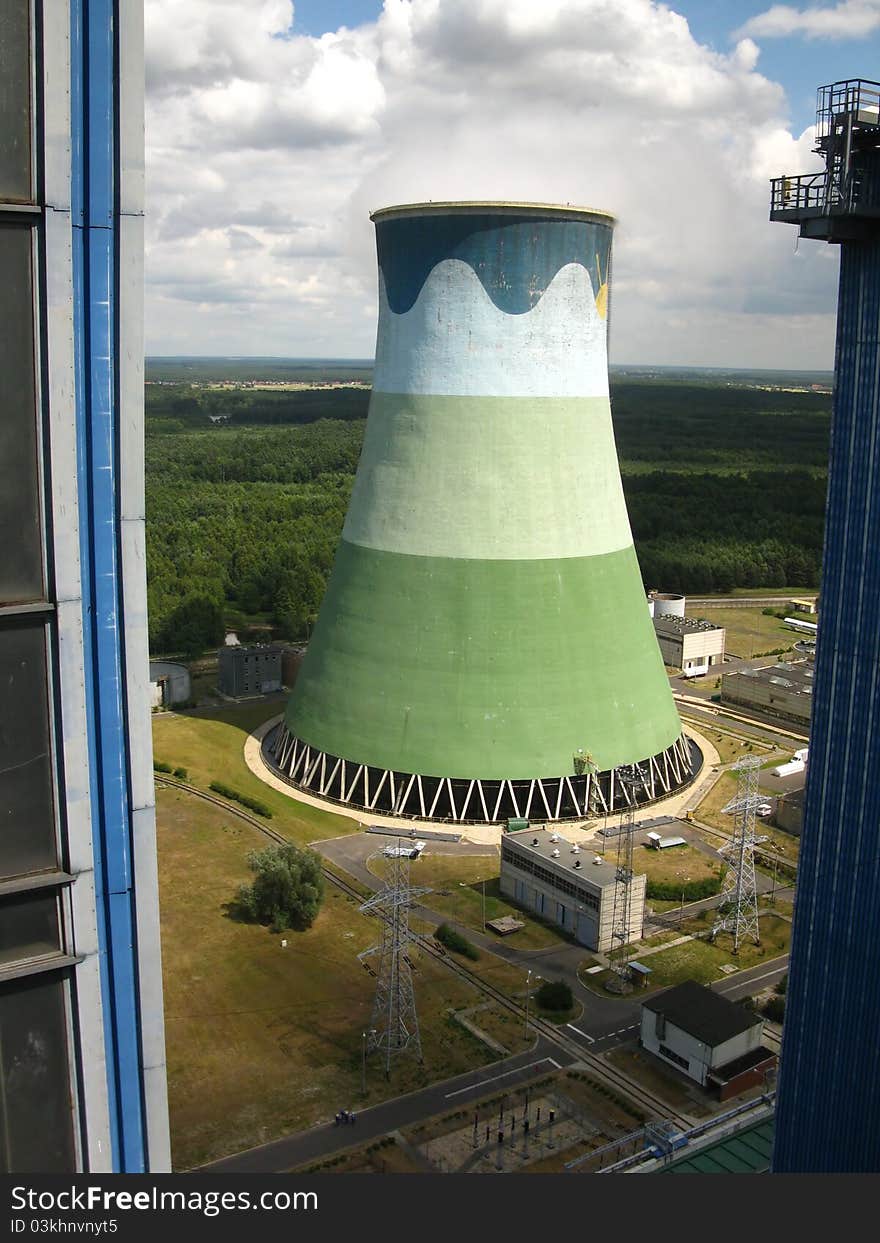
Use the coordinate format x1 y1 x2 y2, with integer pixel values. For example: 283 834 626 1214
270 202 695 822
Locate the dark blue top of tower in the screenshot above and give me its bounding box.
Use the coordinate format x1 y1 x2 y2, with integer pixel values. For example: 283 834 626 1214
371 202 614 315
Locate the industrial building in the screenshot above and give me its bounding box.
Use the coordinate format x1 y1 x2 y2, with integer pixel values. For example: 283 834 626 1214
270 202 696 823
721 661 813 728
0 5 169 1171
770 78 880 1172
774 787 805 836
218 644 283 697
499 827 646 951
640 982 775 1101
647 590 686 618
149 661 191 709
653 614 725 677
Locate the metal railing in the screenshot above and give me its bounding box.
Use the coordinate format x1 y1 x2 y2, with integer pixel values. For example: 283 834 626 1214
816 79 880 141
770 172 832 214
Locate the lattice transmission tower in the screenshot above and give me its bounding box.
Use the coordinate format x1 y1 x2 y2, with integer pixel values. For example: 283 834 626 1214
608 763 645 985
711 753 762 953
359 842 431 1077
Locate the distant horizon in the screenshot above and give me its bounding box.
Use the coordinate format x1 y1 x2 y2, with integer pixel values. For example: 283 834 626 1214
145 355 834 376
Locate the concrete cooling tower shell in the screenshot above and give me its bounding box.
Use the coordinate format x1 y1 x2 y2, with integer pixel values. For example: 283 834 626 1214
269 202 695 822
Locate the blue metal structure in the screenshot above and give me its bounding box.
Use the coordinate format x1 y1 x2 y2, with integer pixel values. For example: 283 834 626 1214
0 0 166 1175
770 80 880 1173
69 0 150 1172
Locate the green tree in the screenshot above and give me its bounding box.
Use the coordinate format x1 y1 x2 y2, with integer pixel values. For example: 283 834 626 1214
535 979 573 1012
235 843 324 933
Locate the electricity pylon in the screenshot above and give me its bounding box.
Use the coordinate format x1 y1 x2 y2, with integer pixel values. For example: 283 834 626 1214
359 843 431 1077
711 754 761 953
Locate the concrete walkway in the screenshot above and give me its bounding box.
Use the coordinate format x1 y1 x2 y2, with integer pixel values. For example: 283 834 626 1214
244 715 724 848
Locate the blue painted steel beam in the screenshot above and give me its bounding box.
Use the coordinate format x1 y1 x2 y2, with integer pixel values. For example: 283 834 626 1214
69 0 147 1172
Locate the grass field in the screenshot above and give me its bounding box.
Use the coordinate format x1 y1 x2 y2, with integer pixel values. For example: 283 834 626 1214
634 841 721 888
697 608 797 658
157 785 529 1169
390 854 569 951
628 915 792 990
152 701 354 847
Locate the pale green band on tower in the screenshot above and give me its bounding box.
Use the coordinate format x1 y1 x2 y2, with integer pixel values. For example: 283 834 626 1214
343 392 634 561
285 538 682 780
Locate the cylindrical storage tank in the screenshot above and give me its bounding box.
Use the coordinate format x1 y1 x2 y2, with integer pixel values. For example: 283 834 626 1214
652 593 686 618
270 202 694 822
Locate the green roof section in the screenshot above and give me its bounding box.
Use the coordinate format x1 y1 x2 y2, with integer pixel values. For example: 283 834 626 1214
666 1119 775 1174
284 538 681 779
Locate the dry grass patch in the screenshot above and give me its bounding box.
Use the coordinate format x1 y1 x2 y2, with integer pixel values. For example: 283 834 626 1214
158 787 525 1169
698 608 796 659
635 842 721 887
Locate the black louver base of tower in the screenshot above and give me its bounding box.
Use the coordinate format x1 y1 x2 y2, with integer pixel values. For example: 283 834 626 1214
263 727 701 825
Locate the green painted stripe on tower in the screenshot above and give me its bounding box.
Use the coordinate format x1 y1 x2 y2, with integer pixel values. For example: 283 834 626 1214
284 538 681 779
343 392 633 561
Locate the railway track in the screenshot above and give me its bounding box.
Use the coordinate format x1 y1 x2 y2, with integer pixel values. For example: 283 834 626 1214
156 776 693 1130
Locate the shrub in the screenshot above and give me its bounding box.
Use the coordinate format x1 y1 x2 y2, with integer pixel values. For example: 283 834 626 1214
153 761 172 773
210 780 272 818
234 842 324 933
535 979 573 1012
173 767 188 780
646 875 721 902
774 973 788 996
763 995 786 1023
435 923 480 960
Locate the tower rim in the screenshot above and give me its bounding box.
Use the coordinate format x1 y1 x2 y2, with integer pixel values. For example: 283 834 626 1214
369 200 616 227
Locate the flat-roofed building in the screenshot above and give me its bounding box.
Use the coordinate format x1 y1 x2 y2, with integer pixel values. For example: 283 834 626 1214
218 644 283 697
500 826 645 951
653 614 725 677
721 661 813 728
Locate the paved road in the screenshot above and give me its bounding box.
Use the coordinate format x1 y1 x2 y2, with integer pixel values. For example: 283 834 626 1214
676 698 807 745
198 1035 572 1174
316 832 497 892
712 955 789 1001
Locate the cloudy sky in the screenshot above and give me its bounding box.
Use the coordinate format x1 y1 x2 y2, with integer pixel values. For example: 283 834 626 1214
144 0 880 368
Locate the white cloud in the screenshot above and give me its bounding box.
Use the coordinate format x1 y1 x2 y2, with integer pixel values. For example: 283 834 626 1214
144 0 839 368
737 1 880 41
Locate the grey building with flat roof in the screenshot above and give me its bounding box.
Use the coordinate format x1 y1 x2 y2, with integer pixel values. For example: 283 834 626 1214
500 827 645 951
218 645 283 697
721 661 813 728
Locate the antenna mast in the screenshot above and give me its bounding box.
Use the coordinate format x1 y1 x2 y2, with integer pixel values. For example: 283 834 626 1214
608 763 644 986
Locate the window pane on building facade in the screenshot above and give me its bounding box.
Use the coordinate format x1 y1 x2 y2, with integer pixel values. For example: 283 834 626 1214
0 974 76 1171
0 619 58 877
0 225 42 602
0 890 62 966
0 1 33 201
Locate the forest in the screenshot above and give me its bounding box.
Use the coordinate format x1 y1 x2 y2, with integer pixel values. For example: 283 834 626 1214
145 374 831 656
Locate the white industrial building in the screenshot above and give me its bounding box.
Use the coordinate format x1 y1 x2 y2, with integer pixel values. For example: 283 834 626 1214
149 661 191 708
653 614 725 677
500 826 646 951
641 981 775 1100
